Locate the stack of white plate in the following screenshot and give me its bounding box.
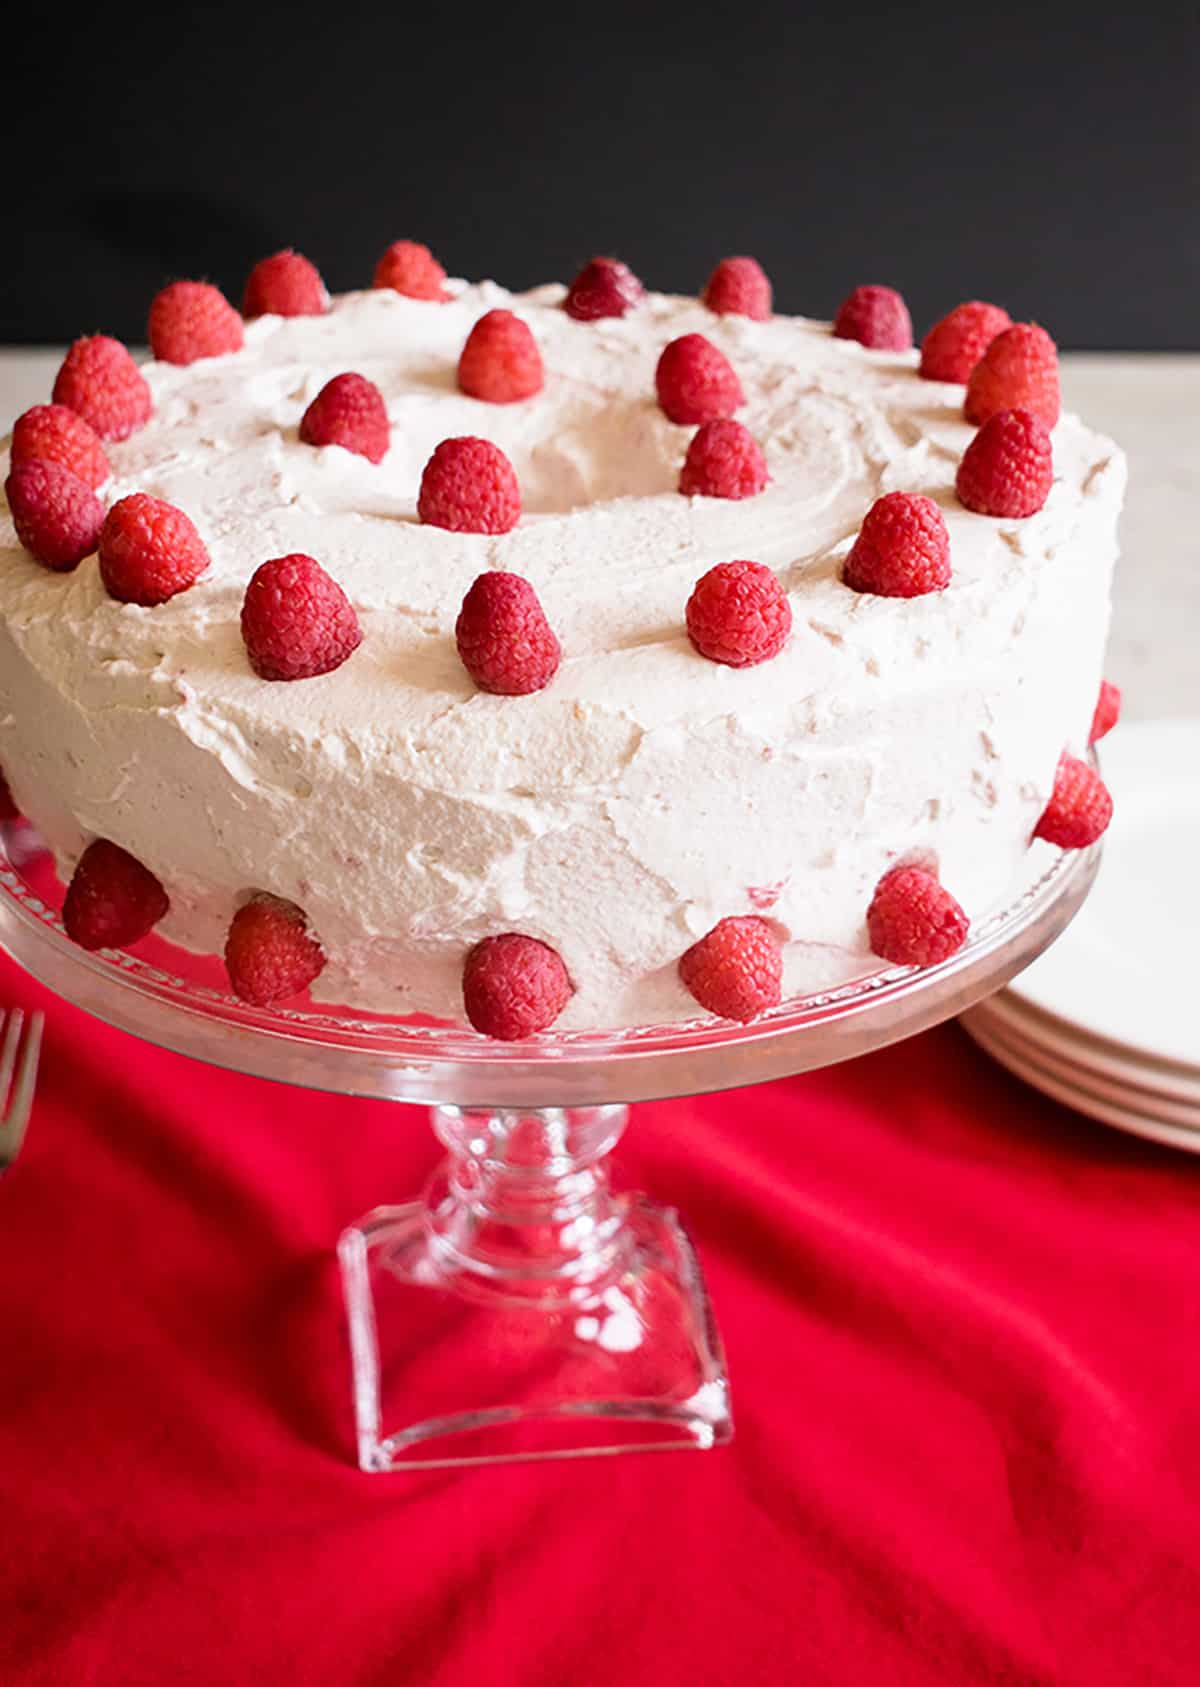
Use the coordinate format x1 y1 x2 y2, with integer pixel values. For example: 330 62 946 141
961 719 1200 1152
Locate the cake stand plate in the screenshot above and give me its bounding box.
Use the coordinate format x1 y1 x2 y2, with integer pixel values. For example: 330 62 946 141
0 826 1099 1469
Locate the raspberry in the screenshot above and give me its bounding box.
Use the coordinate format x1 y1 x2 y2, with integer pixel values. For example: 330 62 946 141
843 492 951 598
62 839 169 951
11 404 109 489
225 894 325 1006
679 419 768 500
564 256 645 320
685 560 791 667
867 865 969 966
701 256 772 321
0 768 18 822
5 461 104 571
148 280 244 366
456 571 560 695
964 323 1060 430
655 334 744 424
99 494 210 605
919 300 1012 383
1034 752 1113 849
373 239 449 301
418 437 521 534
240 553 362 681
833 285 913 351
243 249 329 318
457 309 544 403
299 372 389 463
956 408 1053 519
462 933 572 1040
1089 679 1121 745
52 335 152 441
679 916 782 1022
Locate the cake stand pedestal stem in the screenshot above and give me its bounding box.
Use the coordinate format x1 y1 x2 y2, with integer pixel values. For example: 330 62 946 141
339 1103 731 1470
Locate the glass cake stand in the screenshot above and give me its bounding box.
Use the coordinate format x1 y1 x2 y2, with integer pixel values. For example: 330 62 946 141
0 822 1099 1469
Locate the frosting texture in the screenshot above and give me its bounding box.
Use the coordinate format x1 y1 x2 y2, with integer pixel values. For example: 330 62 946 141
0 282 1125 1026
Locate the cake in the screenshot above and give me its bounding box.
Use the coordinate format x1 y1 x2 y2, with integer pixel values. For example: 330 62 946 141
0 249 1124 1035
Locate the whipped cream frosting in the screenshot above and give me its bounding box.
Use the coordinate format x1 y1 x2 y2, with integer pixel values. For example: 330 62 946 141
0 282 1125 1027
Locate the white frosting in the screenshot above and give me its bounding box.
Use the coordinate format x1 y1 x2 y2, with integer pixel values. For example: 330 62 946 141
0 281 1125 1027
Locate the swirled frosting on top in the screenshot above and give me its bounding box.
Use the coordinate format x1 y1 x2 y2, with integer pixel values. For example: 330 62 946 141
0 280 1125 1026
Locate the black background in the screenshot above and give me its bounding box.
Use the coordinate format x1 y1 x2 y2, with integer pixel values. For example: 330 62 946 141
6 3 1197 349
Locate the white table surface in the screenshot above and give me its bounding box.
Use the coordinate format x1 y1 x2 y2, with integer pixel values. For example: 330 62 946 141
1 349 1195 722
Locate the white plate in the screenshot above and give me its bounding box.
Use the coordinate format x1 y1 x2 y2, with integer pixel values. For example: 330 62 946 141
1005 720 1200 1069
962 1013 1200 1155
972 989 1200 1106
962 1002 1200 1129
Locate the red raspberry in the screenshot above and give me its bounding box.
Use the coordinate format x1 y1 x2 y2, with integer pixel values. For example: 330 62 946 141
148 280 244 366
457 309 544 403
679 916 782 1022
462 933 572 1040
0 768 19 822
833 285 913 351
456 571 560 695
964 323 1060 429
225 894 325 1006
686 560 791 667
564 256 645 320
843 492 951 598
867 865 969 967
99 494 210 605
418 437 521 534
1034 752 1113 849
701 256 772 321
655 334 744 424
299 372 389 463
679 419 768 500
11 404 109 489
373 239 449 301
5 461 104 571
1089 679 1121 745
919 300 1012 383
243 249 329 318
956 408 1053 519
240 553 362 681
52 335 152 441
62 839 169 951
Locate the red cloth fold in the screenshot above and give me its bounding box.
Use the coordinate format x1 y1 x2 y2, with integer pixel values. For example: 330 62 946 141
1 946 1197 1686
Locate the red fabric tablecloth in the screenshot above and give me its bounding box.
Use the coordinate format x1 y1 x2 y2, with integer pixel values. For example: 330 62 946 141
1 945 1198 1687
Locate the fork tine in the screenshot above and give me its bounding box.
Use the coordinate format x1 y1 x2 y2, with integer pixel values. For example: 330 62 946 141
0 1009 22 1114
7 1012 43 1140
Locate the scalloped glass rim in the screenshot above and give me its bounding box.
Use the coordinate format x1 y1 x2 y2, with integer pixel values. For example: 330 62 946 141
0 829 1099 1107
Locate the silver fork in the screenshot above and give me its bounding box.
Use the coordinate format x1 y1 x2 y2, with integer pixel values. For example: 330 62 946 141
0 1008 44 1170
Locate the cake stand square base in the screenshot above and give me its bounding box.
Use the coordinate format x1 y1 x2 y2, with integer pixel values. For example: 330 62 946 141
339 1194 731 1470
